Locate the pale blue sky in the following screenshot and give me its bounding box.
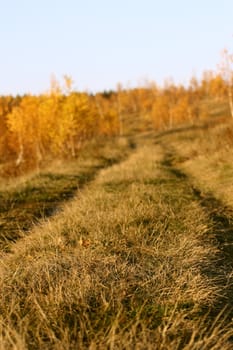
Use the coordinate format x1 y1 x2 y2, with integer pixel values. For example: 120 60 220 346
0 0 233 95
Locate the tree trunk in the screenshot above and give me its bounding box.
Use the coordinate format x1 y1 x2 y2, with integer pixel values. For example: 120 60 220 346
228 87 233 118
16 133 24 166
117 95 123 136
69 135 76 157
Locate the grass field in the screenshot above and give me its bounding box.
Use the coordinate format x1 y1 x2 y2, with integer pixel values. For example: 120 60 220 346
0 118 233 349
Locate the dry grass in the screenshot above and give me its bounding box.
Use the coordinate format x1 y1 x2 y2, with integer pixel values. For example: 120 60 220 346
166 120 233 207
0 140 232 349
0 136 134 252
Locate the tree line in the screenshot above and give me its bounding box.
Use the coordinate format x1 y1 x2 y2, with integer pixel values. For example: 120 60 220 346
0 68 232 176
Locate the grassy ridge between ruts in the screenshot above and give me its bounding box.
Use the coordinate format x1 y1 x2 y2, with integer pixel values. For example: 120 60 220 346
0 138 232 349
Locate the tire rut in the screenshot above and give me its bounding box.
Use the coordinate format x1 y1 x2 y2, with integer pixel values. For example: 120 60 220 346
0 147 135 253
160 143 233 320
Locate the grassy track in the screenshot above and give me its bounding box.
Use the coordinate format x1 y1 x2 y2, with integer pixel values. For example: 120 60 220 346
160 139 233 318
0 137 134 252
0 129 232 349
158 122 233 324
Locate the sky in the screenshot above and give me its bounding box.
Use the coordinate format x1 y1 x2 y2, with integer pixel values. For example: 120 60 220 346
0 0 233 95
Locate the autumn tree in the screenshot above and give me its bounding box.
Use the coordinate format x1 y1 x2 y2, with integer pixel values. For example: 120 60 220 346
151 94 170 130
7 96 43 168
219 49 233 118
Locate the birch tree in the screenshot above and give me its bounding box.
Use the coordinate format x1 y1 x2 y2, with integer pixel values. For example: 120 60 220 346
219 49 233 118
